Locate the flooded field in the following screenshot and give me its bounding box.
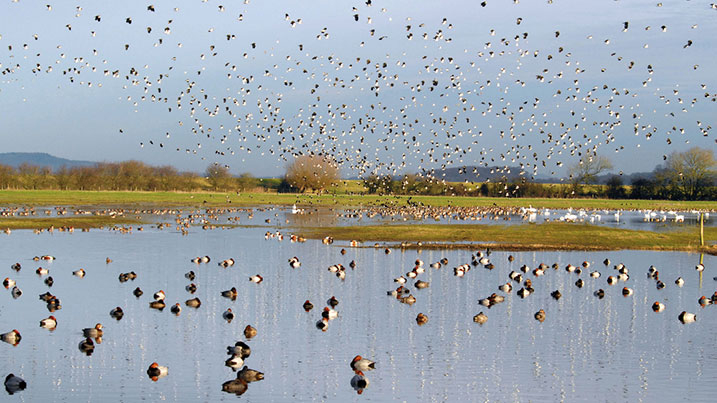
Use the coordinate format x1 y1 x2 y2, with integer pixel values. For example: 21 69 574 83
0 216 715 402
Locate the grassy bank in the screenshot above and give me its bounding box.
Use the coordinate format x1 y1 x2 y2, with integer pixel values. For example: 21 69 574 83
297 223 717 254
1 190 716 210
0 216 141 230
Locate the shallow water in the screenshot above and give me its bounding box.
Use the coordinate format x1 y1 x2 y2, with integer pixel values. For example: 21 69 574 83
0 223 715 402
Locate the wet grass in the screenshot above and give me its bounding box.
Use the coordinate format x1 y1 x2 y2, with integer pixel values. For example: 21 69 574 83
0 216 142 230
297 222 717 254
1 189 715 210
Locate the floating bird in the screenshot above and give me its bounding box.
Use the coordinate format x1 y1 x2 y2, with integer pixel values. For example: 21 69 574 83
350 355 376 372
147 362 168 381
4 374 26 395
244 325 257 339
40 316 57 330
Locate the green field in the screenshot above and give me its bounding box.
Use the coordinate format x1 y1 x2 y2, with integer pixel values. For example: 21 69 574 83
297 223 717 254
0 215 141 230
1 189 715 210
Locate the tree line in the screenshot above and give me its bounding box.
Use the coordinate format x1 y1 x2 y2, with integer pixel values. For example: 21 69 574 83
0 161 272 192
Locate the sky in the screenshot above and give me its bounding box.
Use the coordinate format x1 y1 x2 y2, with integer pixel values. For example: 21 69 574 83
0 0 714 178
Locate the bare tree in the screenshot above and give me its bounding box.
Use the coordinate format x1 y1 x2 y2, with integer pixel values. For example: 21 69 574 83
568 155 613 185
285 155 339 193
661 147 716 200
206 163 232 191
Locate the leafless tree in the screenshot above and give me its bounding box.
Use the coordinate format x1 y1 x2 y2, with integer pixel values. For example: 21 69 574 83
285 155 339 193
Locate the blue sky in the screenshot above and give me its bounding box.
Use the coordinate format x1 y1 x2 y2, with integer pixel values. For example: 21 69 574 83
0 0 714 178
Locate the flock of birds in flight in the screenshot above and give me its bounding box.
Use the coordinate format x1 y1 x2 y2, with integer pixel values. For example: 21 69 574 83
0 1 715 180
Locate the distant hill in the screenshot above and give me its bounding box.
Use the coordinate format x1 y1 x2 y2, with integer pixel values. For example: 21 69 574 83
0 152 96 171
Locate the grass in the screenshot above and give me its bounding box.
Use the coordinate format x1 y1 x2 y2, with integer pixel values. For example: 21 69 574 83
1 189 716 210
297 222 717 254
0 216 141 230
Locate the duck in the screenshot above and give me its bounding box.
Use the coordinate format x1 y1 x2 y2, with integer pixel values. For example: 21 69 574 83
225 354 244 371
153 290 166 301
221 378 248 395
40 315 57 330
223 308 235 322
149 300 166 310
517 288 531 298
351 371 370 390
186 283 197 293
678 311 697 324
499 283 513 293
147 362 168 381
699 296 711 307
406 270 417 279
0 329 21 345
416 313 429 325
582 261 590 268
83 323 103 338
394 276 407 284
303 300 314 311
607 276 617 286
11 286 22 299
551 290 562 300
594 289 605 299
288 257 301 268
73 269 85 278
44 276 54 287
590 271 601 278
350 355 376 371
534 309 546 322
249 275 263 283
4 374 26 395
185 271 195 280
575 279 584 288
170 303 182 315
656 281 665 290
185 297 201 308
399 294 416 305
316 318 329 331
221 287 238 299
3 278 15 289
622 287 633 296
244 325 257 339
34 292 52 302
652 301 666 312
675 277 685 287
237 366 264 382
415 280 429 289
473 312 488 325
618 273 629 282
110 307 124 320
78 338 94 354
696 264 705 272
41 255 56 261
322 307 339 320
327 296 339 308
46 297 62 312
603 258 611 266
36 267 49 275
227 341 251 359
219 258 235 268
133 287 143 297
